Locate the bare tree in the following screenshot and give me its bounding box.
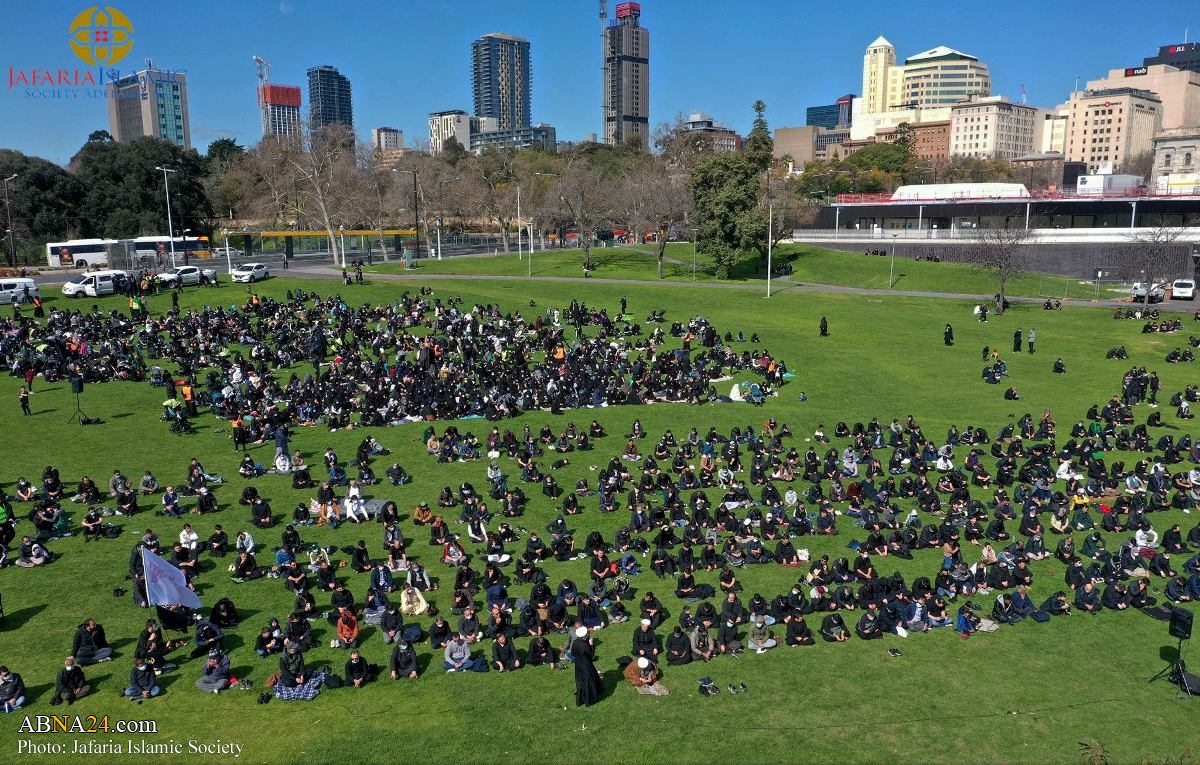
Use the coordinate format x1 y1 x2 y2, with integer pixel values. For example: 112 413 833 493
550 160 617 272
461 148 518 252
1126 220 1190 308
619 160 692 278
965 226 1034 314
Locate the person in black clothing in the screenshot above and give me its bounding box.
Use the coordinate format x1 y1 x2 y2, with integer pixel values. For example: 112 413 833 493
390 640 418 679
72 618 113 665
345 649 372 687
944 324 954 346
491 633 521 672
855 604 884 640
632 619 660 659
819 317 829 337
278 644 307 688
665 626 692 665
55 656 90 704
572 627 602 707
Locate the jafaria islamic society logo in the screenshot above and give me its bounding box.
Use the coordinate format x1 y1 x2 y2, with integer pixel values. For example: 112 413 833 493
68 6 134 66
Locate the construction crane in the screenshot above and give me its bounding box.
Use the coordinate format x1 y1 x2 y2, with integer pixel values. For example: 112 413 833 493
600 0 610 144
252 55 271 137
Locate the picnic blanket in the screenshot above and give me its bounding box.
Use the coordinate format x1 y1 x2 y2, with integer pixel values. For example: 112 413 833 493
274 668 327 701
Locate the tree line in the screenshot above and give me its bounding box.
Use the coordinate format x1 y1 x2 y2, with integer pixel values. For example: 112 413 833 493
0 103 825 278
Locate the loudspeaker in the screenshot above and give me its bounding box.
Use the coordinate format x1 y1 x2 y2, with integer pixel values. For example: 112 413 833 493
1169 606 1193 641
70 377 84 395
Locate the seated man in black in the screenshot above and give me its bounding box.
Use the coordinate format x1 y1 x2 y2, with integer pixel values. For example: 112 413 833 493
1052 359 1067 374
855 603 884 640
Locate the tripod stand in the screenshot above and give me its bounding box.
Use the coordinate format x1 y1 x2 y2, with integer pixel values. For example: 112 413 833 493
1148 636 1189 692
67 392 88 426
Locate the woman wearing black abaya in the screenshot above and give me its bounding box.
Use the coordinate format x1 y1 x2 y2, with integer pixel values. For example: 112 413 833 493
572 626 602 707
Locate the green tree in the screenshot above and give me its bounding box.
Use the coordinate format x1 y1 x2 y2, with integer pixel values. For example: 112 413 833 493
744 100 773 171
69 136 213 240
0 149 86 263
691 150 760 278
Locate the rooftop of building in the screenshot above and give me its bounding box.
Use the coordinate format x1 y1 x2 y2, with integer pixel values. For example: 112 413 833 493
1076 87 1161 101
477 32 529 43
905 46 980 65
867 35 892 49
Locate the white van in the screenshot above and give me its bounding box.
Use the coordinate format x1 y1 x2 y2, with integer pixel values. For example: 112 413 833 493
0 278 39 305
61 269 130 298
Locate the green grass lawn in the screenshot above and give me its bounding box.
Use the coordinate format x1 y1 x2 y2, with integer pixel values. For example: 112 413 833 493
0 276 1196 765
359 242 1125 303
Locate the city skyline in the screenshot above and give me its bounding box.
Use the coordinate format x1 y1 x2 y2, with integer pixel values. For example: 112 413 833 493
0 0 1194 163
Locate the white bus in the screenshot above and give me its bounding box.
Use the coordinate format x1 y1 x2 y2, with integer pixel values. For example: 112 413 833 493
45 239 118 268
131 235 211 265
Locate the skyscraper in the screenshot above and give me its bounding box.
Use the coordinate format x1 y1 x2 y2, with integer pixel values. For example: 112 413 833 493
105 60 191 148
471 33 531 132
307 65 353 129
602 2 650 150
259 83 302 139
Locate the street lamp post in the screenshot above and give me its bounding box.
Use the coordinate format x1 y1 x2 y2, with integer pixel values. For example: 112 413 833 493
154 166 178 268
435 176 460 262
392 169 420 258
890 233 898 289
917 204 925 237
692 228 698 281
2 173 17 267
766 196 775 299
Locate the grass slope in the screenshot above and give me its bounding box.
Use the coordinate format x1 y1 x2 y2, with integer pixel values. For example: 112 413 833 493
0 276 1195 765
362 243 1124 302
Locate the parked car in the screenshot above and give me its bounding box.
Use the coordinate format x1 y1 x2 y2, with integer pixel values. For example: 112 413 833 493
1131 281 1167 303
156 265 217 288
231 263 270 283
1171 279 1196 301
212 246 244 259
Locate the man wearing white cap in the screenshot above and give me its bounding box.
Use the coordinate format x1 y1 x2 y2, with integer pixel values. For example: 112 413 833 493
571 626 602 707
623 656 666 695
632 618 659 660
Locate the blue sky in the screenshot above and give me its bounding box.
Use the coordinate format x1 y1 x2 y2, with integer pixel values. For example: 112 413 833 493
0 0 1195 164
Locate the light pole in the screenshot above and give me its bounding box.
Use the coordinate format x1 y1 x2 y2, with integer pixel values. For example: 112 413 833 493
890 233 898 289
765 172 775 299
436 176 460 262
2 173 16 267
917 204 924 237
182 228 192 268
154 166 178 268
392 169 420 258
516 184 522 264
691 227 698 281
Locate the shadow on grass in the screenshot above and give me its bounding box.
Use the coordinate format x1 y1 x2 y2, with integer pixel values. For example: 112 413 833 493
3 603 48 630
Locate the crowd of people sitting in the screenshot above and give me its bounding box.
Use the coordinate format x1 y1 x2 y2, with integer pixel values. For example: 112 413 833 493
3 288 1200 714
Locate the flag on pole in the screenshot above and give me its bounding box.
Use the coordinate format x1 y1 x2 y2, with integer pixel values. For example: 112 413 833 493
142 546 201 609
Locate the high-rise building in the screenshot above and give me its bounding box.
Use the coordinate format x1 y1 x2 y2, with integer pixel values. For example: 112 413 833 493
901 47 990 108
1064 87 1162 173
472 33 531 132
259 83 302 140
372 127 404 151
950 96 1045 159
854 37 990 141
307 65 353 128
1081 64 1200 130
806 95 855 130
105 60 191 148
861 37 896 116
1145 43 1200 75
602 2 650 150
429 110 471 154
